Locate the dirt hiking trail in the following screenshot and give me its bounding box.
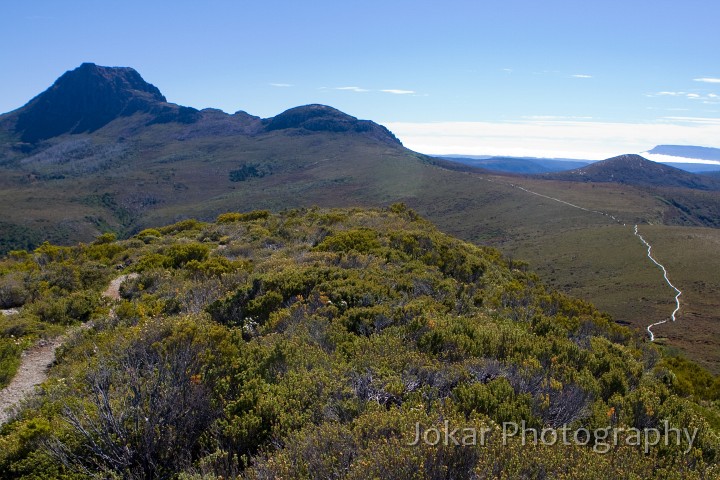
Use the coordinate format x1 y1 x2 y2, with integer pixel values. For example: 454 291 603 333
0 273 137 425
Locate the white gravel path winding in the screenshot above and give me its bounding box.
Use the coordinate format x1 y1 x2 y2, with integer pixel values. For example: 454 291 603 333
633 225 682 341
483 177 682 341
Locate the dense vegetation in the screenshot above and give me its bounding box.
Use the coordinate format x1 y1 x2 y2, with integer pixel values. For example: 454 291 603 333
0 206 718 479
3 63 720 375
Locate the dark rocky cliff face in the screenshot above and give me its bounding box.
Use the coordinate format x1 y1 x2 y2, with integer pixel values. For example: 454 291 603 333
13 63 197 142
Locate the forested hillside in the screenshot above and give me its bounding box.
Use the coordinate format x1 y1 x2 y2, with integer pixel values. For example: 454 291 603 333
0 206 718 478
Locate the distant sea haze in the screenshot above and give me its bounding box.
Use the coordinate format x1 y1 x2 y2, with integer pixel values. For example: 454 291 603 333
439 150 720 175
385 120 720 162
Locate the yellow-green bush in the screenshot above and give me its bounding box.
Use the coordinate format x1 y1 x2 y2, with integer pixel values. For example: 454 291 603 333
0 207 717 479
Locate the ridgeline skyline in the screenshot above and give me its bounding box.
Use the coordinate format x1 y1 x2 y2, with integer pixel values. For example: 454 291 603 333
1 0 718 159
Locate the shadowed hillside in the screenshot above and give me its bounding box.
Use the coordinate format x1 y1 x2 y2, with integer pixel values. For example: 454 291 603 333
544 154 720 191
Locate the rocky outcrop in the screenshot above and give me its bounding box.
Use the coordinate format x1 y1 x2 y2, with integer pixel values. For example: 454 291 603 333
13 63 199 142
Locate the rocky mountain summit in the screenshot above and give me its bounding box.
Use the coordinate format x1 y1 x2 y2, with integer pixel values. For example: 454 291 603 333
10 63 200 142
3 63 400 147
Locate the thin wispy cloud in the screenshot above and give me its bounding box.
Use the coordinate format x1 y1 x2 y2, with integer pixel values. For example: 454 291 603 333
648 91 719 103
331 86 421 95
269 83 293 87
335 86 369 93
381 89 415 95
694 77 720 84
571 74 592 78
652 91 687 97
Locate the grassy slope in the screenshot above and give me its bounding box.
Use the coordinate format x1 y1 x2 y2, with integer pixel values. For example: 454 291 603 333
454 176 720 373
1 121 719 371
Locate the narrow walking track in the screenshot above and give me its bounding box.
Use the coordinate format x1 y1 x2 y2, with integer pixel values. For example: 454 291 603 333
633 225 682 341
482 176 681 341
0 335 62 425
0 273 137 425
511 183 621 223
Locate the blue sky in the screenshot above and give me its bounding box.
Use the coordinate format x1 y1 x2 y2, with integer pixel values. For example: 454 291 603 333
1 0 719 158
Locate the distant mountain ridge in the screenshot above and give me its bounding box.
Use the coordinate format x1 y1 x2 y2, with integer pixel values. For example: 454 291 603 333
647 145 720 162
0 64 719 251
544 154 720 191
9 63 201 142
2 63 400 147
0 63 424 252
440 155 591 174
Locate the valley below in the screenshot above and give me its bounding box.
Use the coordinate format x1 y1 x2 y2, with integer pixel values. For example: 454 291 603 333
435 174 720 373
1 104 718 371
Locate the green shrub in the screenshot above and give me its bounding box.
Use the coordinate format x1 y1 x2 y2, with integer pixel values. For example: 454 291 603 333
135 253 170 271
0 338 22 388
184 256 246 278
165 243 211 268
93 232 117 245
315 228 381 254
31 290 98 325
0 272 29 308
246 291 284 321
42 263 80 292
216 210 271 223
65 290 99 323
84 241 126 261
135 228 163 243
157 219 206 235
658 355 720 400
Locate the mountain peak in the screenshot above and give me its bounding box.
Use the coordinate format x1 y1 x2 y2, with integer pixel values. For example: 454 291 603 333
13 63 171 142
5 65 400 147
545 153 720 190
603 153 650 164
70 62 166 100
583 154 681 176
264 104 402 145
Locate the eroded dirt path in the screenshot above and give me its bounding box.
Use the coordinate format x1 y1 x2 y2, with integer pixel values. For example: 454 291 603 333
0 273 137 424
0 337 61 424
103 273 138 301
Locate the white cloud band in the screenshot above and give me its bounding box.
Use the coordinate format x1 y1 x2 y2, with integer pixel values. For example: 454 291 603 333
694 77 720 84
383 119 720 160
381 89 416 95
335 86 369 93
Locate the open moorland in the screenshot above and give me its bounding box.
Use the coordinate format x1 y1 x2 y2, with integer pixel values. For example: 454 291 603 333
0 207 718 478
1 64 719 374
